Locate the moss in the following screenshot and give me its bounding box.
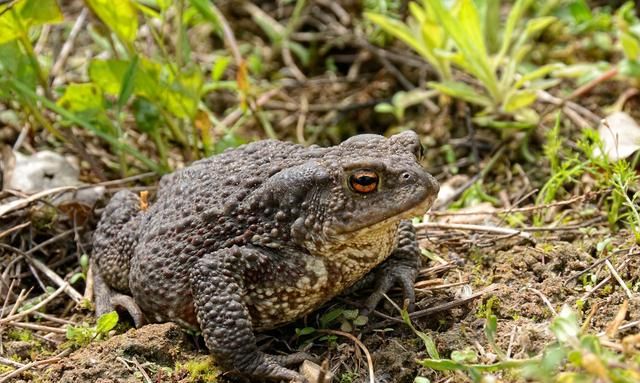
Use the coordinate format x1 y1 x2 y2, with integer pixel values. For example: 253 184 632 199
175 356 219 382
7 328 33 342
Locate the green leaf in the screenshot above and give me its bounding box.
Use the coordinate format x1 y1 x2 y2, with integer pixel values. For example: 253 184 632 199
117 55 139 111
57 83 105 113
502 89 537 112
401 309 440 359
453 0 487 61
514 63 564 89
424 0 498 97
188 0 221 30
569 0 592 24
550 305 579 344
295 327 316 336
428 81 493 108
90 58 203 119
69 273 85 284
495 0 532 63
451 348 478 364
479 0 500 53
211 56 231 81
366 12 437 68
85 0 138 44
0 0 63 44
342 309 359 320
621 31 640 60
160 66 203 118
89 59 130 95
96 311 119 335
132 97 161 133
374 103 395 114
418 358 465 371
320 308 344 328
353 315 369 327
523 16 556 39
0 41 37 92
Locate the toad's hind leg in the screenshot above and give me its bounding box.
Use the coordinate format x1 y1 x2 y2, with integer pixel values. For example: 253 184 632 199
189 246 311 382
92 190 144 327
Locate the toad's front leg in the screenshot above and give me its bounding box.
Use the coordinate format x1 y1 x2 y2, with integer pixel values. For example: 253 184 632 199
362 220 421 314
189 245 310 382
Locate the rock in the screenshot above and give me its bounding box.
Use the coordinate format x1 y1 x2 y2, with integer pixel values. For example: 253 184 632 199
300 360 333 383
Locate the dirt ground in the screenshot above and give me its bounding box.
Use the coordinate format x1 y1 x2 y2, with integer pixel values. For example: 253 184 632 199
2 224 635 383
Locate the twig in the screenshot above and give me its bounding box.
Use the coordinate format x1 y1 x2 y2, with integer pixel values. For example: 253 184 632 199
0 283 67 324
415 222 532 240
0 356 24 369
93 172 156 188
318 329 374 383
605 259 633 299
220 88 280 128
131 357 153 383
0 221 30 240
428 192 599 217
295 94 308 145
408 284 498 320
567 67 619 100
605 300 628 338
581 275 612 301
25 228 75 255
0 349 70 382
1 279 16 318
0 186 77 218
0 243 83 303
209 3 241 66
6 321 66 334
525 287 557 316
51 8 89 79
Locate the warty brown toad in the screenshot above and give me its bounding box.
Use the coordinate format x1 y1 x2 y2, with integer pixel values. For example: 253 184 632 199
92 130 439 381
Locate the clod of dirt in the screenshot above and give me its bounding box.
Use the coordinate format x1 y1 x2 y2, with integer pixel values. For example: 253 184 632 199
371 339 419 383
4 341 34 360
42 323 203 383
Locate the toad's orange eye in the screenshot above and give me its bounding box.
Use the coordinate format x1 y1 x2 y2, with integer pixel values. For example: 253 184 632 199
349 171 379 194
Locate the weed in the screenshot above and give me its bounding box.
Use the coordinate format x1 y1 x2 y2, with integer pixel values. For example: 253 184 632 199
69 254 90 285
416 305 640 382
367 0 561 128
0 0 246 174
64 311 119 348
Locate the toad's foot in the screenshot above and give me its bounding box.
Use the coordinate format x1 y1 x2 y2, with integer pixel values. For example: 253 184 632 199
93 263 145 327
230 351 311 382
362 220 420 315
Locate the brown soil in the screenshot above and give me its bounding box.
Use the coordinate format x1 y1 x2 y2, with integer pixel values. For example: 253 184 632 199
13 232 634 383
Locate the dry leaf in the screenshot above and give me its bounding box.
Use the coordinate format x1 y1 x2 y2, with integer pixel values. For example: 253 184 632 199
597 112 640 161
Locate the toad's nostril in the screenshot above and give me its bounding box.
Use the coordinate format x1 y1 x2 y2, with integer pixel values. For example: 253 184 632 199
401 172 411 180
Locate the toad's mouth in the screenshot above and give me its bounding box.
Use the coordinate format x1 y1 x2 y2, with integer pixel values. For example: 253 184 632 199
328 187 438 238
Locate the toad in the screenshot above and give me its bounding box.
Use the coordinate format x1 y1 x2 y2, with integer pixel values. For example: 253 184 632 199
92 131 439 381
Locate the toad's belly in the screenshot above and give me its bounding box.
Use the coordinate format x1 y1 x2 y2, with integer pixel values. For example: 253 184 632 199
246 241 395 330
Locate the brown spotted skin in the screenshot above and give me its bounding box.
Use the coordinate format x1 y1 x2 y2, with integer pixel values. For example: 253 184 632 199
92 131 439 381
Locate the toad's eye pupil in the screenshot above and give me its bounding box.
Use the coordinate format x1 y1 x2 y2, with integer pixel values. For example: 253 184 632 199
356 176 376 185
350 171 379 193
